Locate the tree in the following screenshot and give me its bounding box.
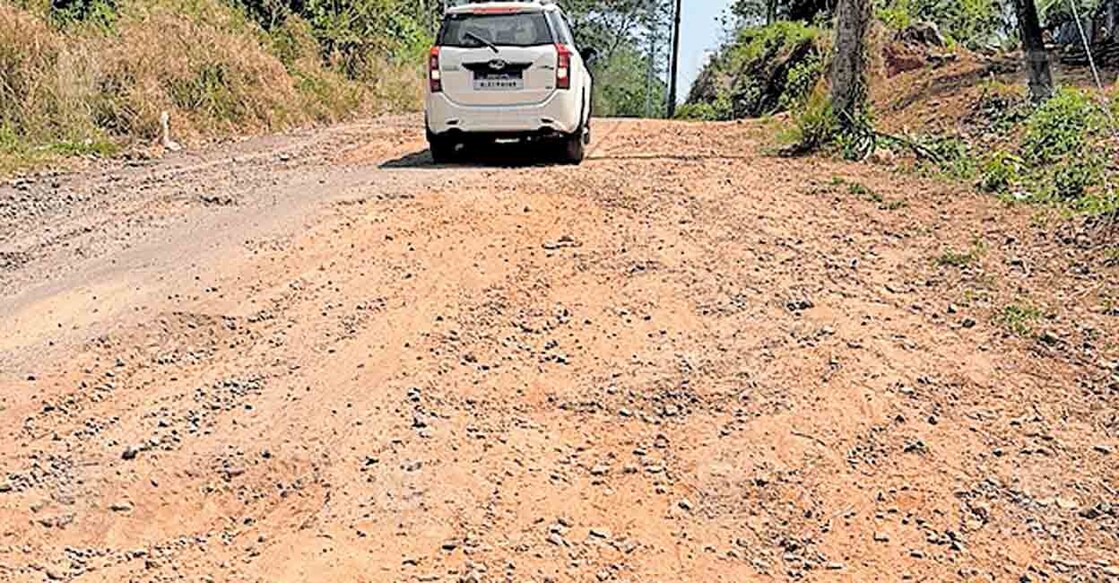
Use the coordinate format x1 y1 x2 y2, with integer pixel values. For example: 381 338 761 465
730 0 830 24
564 0 674 117
1013 0 1054 102
830 0 872 130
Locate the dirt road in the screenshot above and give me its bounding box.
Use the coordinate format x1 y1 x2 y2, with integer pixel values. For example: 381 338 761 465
0 117 1116 582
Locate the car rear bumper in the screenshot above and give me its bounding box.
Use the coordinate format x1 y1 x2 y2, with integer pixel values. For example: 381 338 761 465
425 91 581 137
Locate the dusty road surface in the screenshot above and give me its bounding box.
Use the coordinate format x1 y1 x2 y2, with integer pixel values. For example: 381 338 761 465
0 117 1116 582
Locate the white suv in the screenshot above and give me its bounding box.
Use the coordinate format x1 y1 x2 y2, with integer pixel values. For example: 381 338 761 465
425 1 595 164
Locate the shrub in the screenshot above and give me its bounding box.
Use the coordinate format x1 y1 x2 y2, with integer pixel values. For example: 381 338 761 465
876 5 913 30
1022 88 1104 166
675 103 727 121
876 0 1002 46
0 3 105 146
0 0 425 172
1021 88 1109 201
918 134 977 180
783 88 840 153
780 51 824 110
978 150 1023 194
972 81 1030 132
686 21 825 120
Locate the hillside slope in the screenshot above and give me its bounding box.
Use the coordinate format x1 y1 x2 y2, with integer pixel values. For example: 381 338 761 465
0 0 425 173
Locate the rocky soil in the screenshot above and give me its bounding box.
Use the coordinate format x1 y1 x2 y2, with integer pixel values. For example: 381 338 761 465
0 116 1116 582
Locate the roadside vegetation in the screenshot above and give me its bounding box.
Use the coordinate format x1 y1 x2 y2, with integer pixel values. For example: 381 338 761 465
0 0 430 172
0 0 675 172
684 0 1119 220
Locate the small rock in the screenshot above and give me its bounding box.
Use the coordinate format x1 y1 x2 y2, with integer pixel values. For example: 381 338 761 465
1056 497 1079 510
1078 503 1110 519
37 514 74 529
0 482 11 493
1094 444 1113 455
440 539 459 551
903 439 927 454
546 532 564 546
786 297 814 312
589 527 611 539
110 501 134 512
590 464 610 476
874 532 890 543
121 445 141 460
825 562 845 570
678 498 693 512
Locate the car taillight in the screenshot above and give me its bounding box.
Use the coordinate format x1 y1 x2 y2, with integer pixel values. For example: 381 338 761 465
429 46 442 93
555 43 571 90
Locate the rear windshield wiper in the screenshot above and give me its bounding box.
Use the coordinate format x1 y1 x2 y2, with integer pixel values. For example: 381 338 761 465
464 31 500 54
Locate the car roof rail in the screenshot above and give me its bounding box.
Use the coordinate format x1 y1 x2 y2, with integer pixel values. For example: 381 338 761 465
452 0 555 5
446 0 560 14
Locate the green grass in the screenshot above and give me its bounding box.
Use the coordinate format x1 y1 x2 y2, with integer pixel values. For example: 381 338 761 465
936 239 986 268
937 250 976 267
996 303 1043 336
1104 246 1119 267
843 180 909 210
0 123 118 173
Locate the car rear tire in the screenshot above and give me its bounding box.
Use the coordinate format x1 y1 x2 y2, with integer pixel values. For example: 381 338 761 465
429 135 456 165
559 130 585 165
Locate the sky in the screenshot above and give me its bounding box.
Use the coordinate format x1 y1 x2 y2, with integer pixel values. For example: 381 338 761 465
678 0 734 100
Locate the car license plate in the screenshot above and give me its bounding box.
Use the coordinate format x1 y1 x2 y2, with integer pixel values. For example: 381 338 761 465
474 73 523 91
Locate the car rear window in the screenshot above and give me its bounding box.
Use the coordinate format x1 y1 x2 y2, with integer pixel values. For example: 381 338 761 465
439 12 554 48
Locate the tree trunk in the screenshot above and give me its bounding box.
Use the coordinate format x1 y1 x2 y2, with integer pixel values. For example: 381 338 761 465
830 0 872 129
1108 0 1118 42
667 0 682 118
766 0 778 25
1012 0 1054 102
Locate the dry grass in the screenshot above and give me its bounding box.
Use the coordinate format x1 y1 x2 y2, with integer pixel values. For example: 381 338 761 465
0 0 421 173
